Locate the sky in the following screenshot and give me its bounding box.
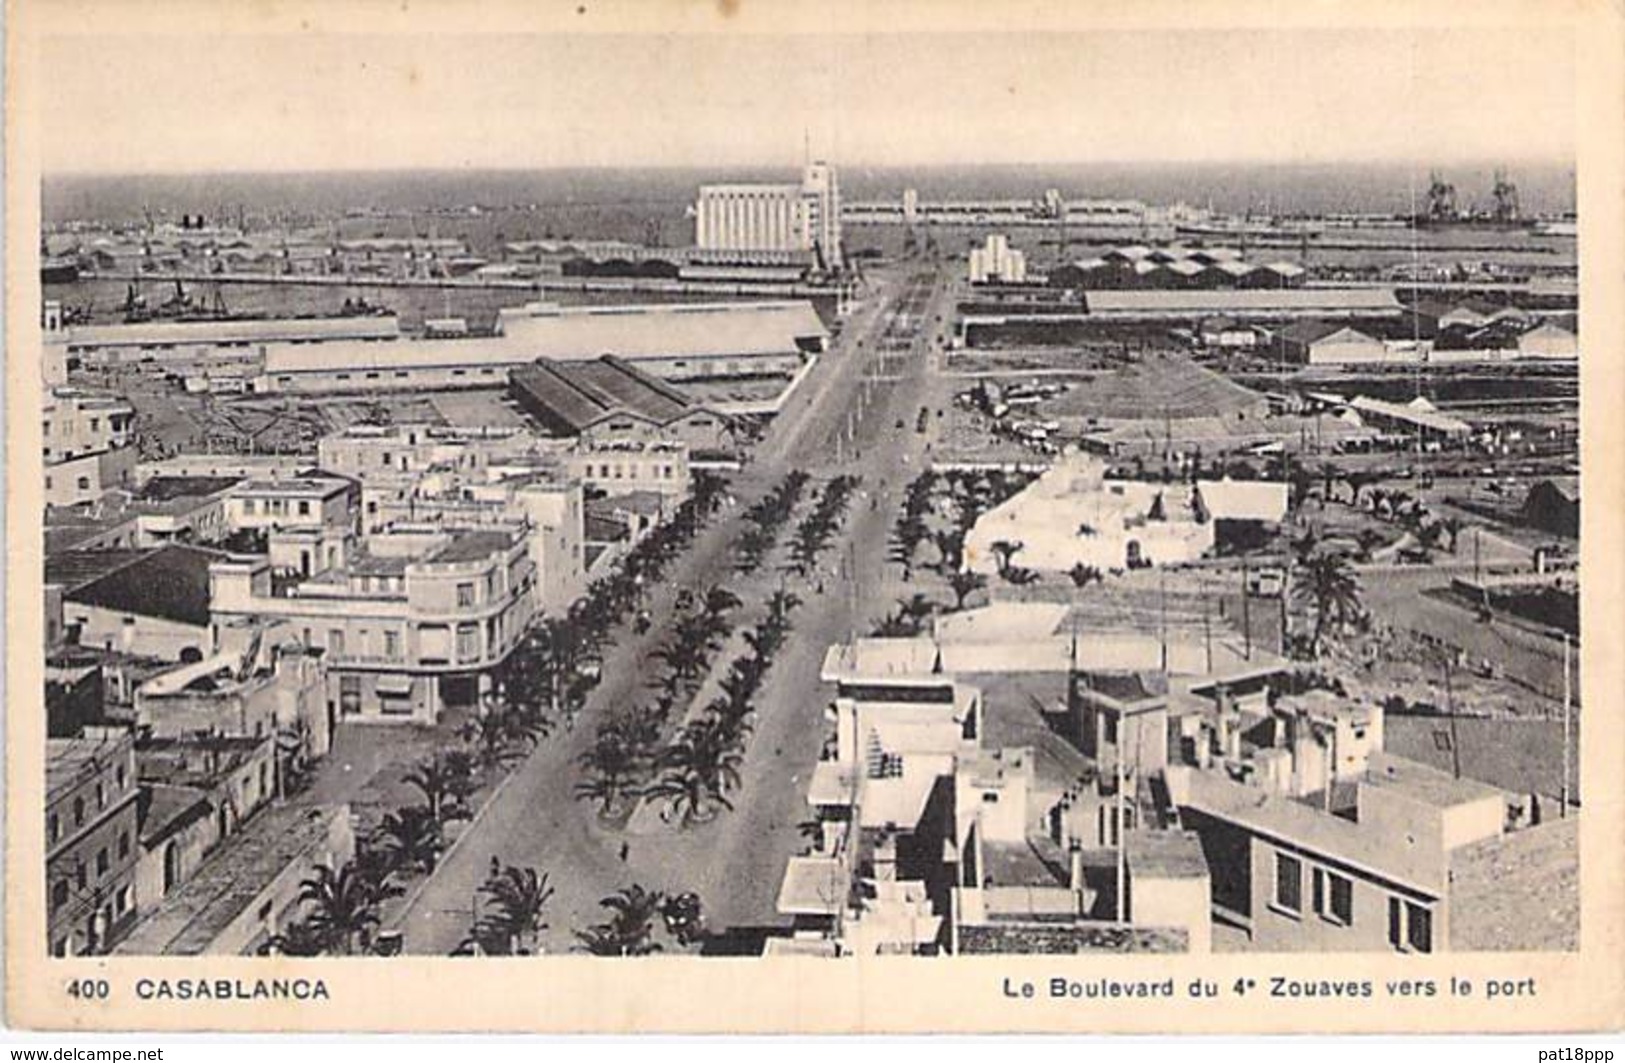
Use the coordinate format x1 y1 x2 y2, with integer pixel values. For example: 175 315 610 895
39 28 1576 174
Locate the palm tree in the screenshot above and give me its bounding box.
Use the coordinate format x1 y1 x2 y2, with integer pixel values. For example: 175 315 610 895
273 718 316 798
1294 551 1363 657
896 592 939 629
646 718 743 827
948 570 987 611
403 752 475 824
989 539 1024 577
265 917 330 957
294 861 384 956
934 528 965 573
378 805 445 875
471 864 555 955
1069 562 1102 589
575 885 665 956
1004 565 1041 586
575 731 645 816
702 585 742 623
462 711 522 775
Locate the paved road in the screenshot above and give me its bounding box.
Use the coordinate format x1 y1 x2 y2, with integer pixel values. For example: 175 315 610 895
392 264 955 953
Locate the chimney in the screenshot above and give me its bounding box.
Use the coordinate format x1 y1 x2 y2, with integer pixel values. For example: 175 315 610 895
1069 844 1085 892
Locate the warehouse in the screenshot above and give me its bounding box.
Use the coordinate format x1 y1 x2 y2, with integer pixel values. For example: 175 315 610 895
254 300 828 392
1272 321 1395 365
1079 288 1404 321
62 315 402 366
508 355 736 454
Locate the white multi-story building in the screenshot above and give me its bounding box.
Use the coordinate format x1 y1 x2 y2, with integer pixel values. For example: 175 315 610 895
209 525 537 725
43 387 137 507
694 162 843 270
968 234 1027 284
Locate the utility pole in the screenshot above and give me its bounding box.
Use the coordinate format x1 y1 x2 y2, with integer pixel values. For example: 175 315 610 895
1561 632 1572 818
1158 565 1168 673
1241 555 1253 661
1115 741 1126 924
1203 594 1213 675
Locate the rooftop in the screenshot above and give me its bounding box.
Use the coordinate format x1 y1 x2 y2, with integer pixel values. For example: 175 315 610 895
47 727 133 803
1178 761 1452 894
1362 750 1508 810
1124 829 1210 880
137 734 269 790
68 315 400 348
426 528 519 564
55 545 223 627
1084 288 1403 316
777 855 849 918
509 355 711 434
136 475 244 503
113 804 349 956
956 922 1187 954
234 475 353 498
137 783 215 848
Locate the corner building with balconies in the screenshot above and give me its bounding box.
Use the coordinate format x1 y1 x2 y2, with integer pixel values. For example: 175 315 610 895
208 524 536 725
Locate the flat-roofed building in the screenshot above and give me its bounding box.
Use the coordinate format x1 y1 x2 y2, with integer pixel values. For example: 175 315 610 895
209 525 536 724
1165 691 1535 954
253 300 827 393
47 725 141 956
695 162 842 269
43 387 137 507
113 803 355 956
62 315 401 366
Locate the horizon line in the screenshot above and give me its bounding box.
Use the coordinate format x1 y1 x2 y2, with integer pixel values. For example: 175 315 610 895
40 155 1579 181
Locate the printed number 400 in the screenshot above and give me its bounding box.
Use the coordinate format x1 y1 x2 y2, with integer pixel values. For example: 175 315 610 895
67 979 110 1000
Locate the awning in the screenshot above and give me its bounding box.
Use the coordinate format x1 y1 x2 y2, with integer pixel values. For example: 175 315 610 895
375 674 415 696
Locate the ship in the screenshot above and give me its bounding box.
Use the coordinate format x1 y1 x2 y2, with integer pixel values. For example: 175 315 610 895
40 255 80 284
1408 169 1532 232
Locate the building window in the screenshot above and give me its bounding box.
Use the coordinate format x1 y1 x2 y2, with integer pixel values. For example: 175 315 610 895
1314 868 1353 926
384 630 400 658
77 476 91 491
96 782 105 809
116 764 126 789
73 797 84 826
456 623 480 661
243 499 257 515
1389 898 1432 953
1274 852 1302 914
298 500 311 516
456 582 475 608
96 848 109 878
48 813 59 844
51 879 69 913
329 629 345 655
116 886 132 916
118 831 130 860
339 675 363 716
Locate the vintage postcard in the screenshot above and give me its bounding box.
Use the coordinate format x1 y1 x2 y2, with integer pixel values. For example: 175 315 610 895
5 0 1623 1035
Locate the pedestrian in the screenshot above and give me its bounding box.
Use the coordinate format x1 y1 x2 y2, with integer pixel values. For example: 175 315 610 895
619 842 630 862
489 856 501 880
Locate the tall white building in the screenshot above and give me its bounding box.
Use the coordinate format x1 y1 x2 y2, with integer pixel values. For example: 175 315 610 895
968 234 1026 284
694 162 843 270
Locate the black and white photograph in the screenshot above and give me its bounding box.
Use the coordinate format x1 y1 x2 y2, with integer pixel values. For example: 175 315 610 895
6 0 1622 1037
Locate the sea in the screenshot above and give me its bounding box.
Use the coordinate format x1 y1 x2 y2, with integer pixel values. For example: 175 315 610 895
43 161 1577 243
